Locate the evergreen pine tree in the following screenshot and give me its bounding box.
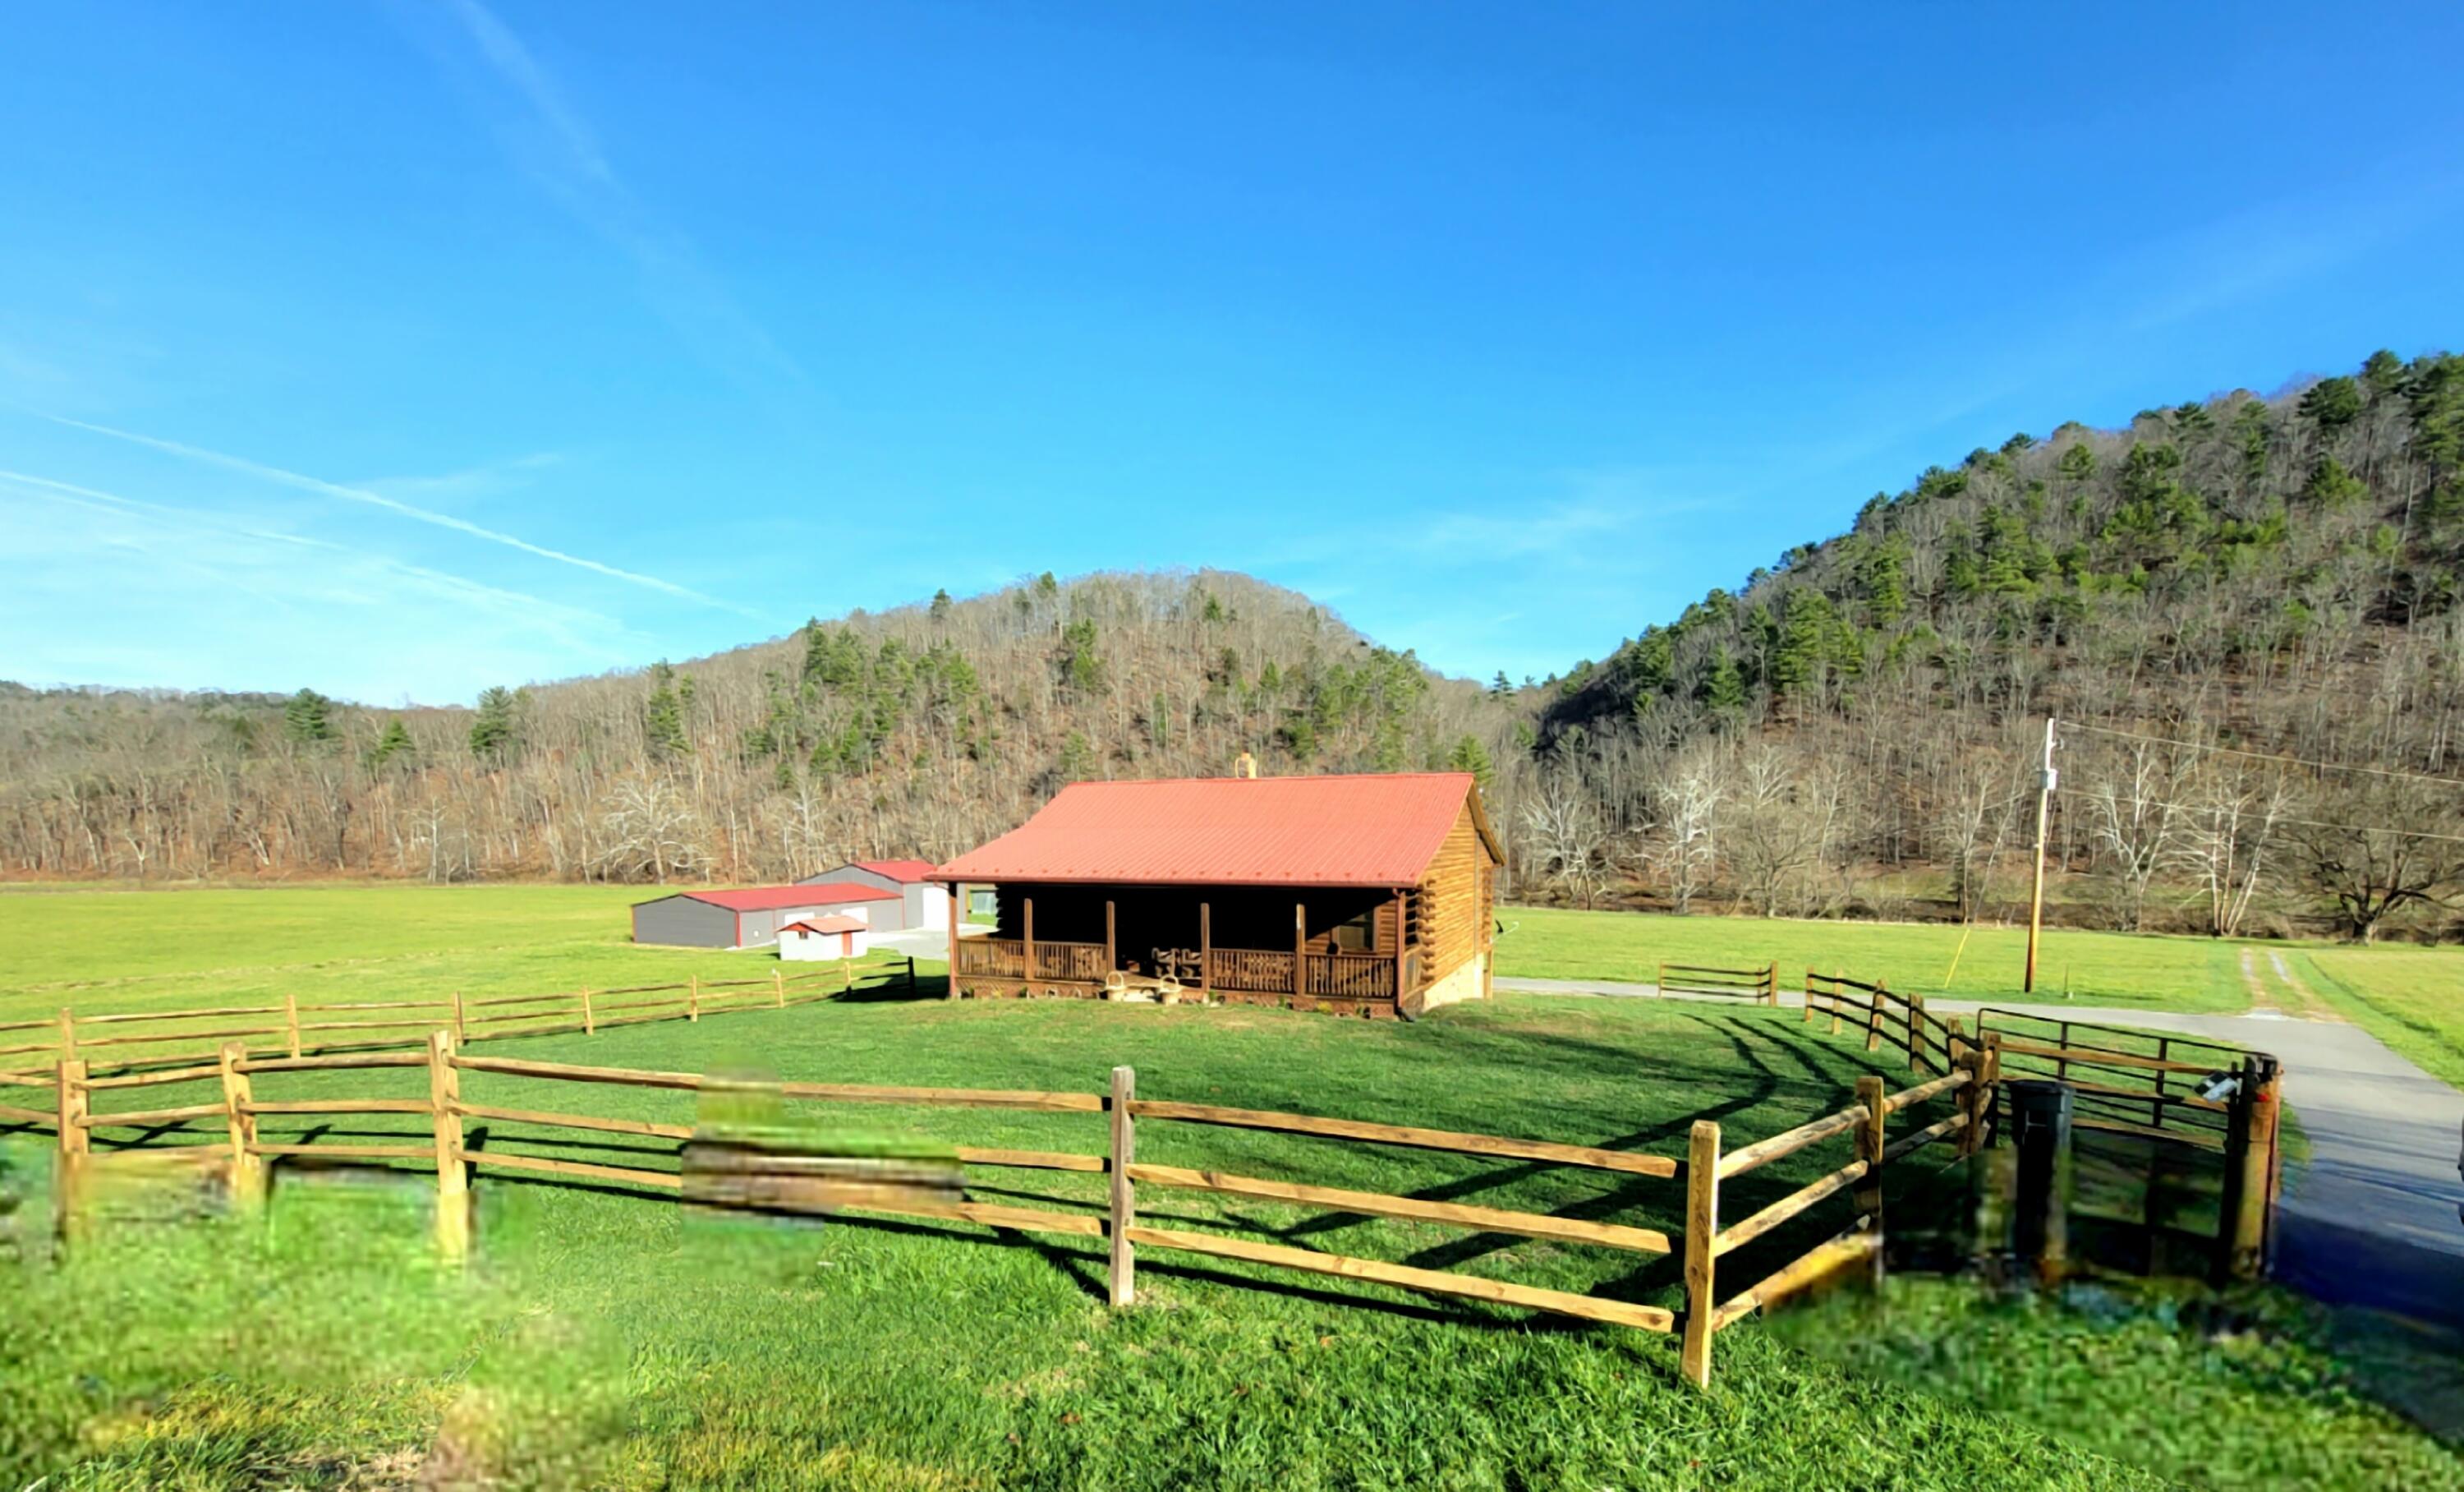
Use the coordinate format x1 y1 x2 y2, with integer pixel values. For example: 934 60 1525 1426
368 716 414 769
646 661 691 759
469 685 520 765
1446 734 1495 791
1058 730 1097 781
283 688 334 744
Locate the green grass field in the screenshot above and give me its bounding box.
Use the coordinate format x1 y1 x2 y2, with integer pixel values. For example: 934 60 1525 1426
2 883 2460 1487
7 992 2458 1490
1493 905 2251 1012
0 883 842 1019
2296 946 2464 1090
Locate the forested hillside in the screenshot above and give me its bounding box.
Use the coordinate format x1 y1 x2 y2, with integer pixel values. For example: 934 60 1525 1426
1527 348 2464 940
0 573 1513 889
6 350 2462 942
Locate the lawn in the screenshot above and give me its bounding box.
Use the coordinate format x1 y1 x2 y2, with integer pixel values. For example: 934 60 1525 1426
0 882 896 1022
2296 946 2464 1091
6 991 2457 1490
2 882 2459 1487
1495 905 2253 1013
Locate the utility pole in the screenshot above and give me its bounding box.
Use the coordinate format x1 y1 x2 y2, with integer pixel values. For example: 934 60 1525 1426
2024 718 2057 993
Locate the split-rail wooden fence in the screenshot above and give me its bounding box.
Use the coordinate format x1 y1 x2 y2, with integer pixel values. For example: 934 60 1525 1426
0 958 917 1130
1657 960 1781 1004
28 1022 1996 1393
1802 969 2283 1279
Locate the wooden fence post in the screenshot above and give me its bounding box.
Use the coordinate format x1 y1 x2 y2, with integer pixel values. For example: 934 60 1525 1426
578 986 595 1036
2218 1054 2281 1282
1866 982 1886 1053
57 1007 77 1065
1979 1033 2002 1149
429 1030 469 1262
1855 1075 1887 1288
1908 993 1928 1073
1801 969 1814 1024
1108 1065 1137 1308
1828 970 1844 1035
218 1041 264 1207
1956 1041 1988 1157
451 989 467 1044
1766 961 1780 1006
54 1057 89 1239
283 992 302 1060
1680 1119 1721 1388
773 969 786 1008
687 975 701 1023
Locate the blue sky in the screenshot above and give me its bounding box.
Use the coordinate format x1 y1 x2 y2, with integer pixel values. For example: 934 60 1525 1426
4 2 2461 704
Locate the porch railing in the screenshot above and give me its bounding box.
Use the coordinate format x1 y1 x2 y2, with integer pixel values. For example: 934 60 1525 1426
956 939 1397 1002
1034 942 1109 983
1209 949 1296 993
1308 952 1395 1000
954 938 1109 983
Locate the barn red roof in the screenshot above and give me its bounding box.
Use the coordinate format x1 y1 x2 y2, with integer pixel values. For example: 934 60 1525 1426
851 859 940 882
665 882 898 911
783 914 869 934
935 772 1496 888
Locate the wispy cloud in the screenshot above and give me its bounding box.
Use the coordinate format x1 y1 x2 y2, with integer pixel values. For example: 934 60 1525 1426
354 449 564 505
1 468 654 699
30 410 753 615
426 0 809 400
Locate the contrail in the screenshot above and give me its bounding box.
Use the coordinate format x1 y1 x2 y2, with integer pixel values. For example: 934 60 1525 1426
32 411 756 615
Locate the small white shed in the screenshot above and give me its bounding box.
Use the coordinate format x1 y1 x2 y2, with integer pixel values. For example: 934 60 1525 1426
779 914 869 961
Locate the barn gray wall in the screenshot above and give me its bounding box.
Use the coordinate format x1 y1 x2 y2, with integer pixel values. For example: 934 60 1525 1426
632 896 735 947
797 866 917 930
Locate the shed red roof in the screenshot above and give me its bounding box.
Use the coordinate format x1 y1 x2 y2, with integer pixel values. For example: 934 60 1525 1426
783 914 869 935
935 772 1496 888
850 859 940 882
658 883 898 912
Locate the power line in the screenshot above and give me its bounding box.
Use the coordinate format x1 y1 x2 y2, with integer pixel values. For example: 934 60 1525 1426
2048 785 2464 848
2052 717 2464 791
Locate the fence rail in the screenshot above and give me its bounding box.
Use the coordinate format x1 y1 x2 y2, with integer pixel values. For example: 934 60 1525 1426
59 976 2274 1391
41 1034 2007 1391
1659 961 1780 1004
1799 970 2284 1282
0 958 921 1124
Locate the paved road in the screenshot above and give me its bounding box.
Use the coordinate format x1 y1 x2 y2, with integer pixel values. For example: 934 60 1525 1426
1496 976 2464 1327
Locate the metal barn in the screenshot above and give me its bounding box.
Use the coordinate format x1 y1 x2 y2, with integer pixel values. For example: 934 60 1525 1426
629 883 901 949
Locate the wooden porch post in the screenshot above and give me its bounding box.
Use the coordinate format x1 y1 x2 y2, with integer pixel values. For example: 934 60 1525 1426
1105 900 1117 973
945 882 960 999
1023 896 1037 989
1198 902 1211 996
1391 891 1405 1001
1292 902 1308 1004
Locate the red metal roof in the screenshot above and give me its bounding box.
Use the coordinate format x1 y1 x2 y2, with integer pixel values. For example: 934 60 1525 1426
657 883 899 912
935 772 1492 888
850 859 940 882
783 914 869 935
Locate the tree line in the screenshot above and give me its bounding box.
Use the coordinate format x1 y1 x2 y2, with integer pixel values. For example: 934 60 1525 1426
3 351 2460 942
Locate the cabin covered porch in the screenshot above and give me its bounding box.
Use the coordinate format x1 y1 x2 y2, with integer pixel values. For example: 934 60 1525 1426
945 881 1431 1017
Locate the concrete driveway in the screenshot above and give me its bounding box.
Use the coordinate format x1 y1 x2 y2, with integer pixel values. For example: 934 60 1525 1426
1496 975 2464 1328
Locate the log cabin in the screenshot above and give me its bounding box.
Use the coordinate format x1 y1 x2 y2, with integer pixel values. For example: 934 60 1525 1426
935 771 1503 1019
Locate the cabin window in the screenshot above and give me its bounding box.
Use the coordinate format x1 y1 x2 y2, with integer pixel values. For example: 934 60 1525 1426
1331 911 1375 953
